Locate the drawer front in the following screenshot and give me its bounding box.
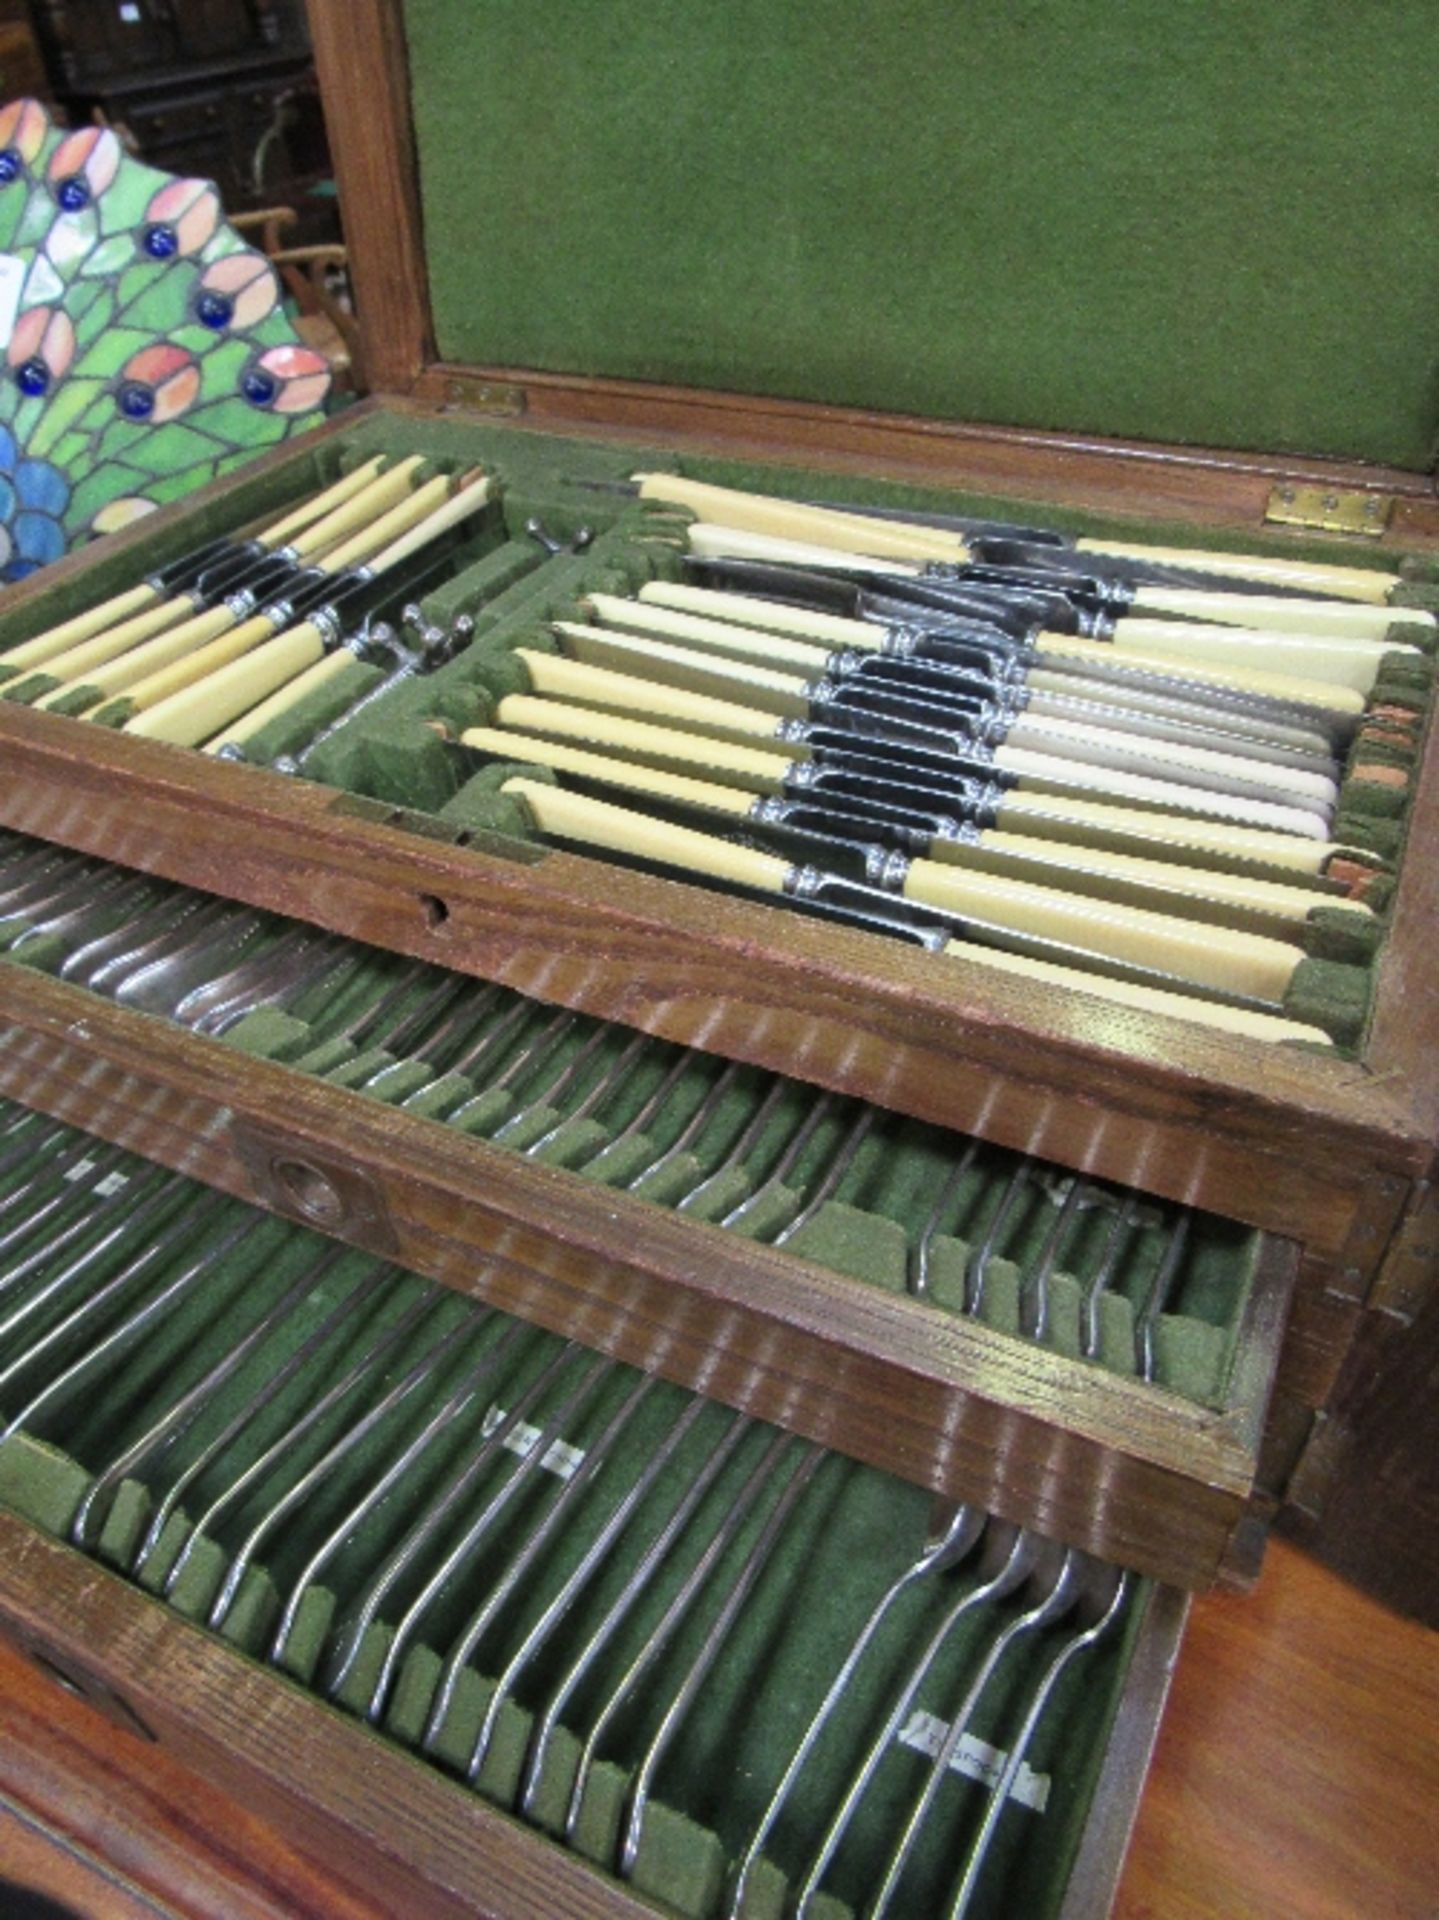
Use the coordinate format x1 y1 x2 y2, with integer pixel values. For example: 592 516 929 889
0 1151 1190 1920
0 415 1429 1278
0 845 1297 1587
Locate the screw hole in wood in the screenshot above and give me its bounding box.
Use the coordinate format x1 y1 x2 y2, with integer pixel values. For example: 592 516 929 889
419 892 450 930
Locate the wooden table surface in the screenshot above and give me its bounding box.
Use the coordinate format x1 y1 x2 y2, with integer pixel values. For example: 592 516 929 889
1 1539 1434 1920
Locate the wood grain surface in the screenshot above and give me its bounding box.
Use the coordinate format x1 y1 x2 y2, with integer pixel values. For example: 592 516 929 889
1 1540 1430 1920
0 967 1284 1589
0 700 1428 1278
1115 1542 1439 1920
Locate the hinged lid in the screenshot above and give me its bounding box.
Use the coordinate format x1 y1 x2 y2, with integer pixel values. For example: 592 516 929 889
330 0 1438 473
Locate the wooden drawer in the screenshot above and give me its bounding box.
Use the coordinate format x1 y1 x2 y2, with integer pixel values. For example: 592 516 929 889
0 1116 1186 1920
0 851 1295 1589
0 416 1432 1289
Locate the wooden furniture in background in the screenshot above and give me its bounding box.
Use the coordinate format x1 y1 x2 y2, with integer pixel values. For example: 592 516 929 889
232 204 362 393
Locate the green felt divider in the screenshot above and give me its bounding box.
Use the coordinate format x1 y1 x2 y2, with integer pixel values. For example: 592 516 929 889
0 1432 91 1536
401 0 1438 470
0 1119 1163 1920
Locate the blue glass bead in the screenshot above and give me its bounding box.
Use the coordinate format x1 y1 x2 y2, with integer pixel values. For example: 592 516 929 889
242 367 278 406
196 290 234 330
56 177 89 212
117 381 155 420
14 359 49 397
143 223 178 258
0 150 21 184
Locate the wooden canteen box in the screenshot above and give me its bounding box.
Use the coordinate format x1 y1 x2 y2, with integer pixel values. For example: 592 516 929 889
0 3 1434 1916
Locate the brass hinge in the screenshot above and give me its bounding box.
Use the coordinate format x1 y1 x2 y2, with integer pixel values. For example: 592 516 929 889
441 377 527 417
1264 482 1394 538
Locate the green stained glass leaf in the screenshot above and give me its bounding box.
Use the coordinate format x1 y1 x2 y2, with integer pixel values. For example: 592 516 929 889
80 233 139 279
68 459 156 531
73 291 118 353
46 430 92 471
182 398 288 447
0 101 330 581
142 461 230 505
0 181 42 252
16 191 58 249
117 277 196 335
44 208 99 275
64 279 103 318
11 392 44 445
116 260 161 308
25 379 111 461
130 421 227 477
95 416 156 463
98 163 168 237
22 254 63 305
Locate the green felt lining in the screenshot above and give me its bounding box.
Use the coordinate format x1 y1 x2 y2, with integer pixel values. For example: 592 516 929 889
1 409 1430 1060
0 1146 1156 1920
399 0 1439 470
213 967 1258 1411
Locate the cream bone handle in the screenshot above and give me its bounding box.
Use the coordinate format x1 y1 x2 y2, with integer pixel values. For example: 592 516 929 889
255 455 392 549
632 472 971 564
0 458 393 675
548 626 1339 813
32 482 453 713
1079 538 1397 606
105 612 287 716
967 947 1332 1047
494 696 1344 874
637 580 1369 720
362 472 493 571
308 472 456 575
499 768 1306 1006
31 602 241 710
1130 589 1426 643
203 649 360 755
636 470 1395 606
125 623 330 747
20 596 208 689
575 605 1343 788
511 651 1333 840
279 455 430 562
1030 634 1365 718
683 520 1419 657
1104 618 1418 695
465 719 1366 927
0 581 163 672
123 479 495 749
462 724 759 817
501 774 793 892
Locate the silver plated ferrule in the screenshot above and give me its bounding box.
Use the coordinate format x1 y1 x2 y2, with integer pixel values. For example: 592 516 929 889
933 817 983 846
225 587 258 619
310 604 343 648
863 846 912 893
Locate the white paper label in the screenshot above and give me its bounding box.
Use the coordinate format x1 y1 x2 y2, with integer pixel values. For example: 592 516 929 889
64 1158 129 1197
481 1404 585 1481
0 255 26 354
897 1711 1050 1811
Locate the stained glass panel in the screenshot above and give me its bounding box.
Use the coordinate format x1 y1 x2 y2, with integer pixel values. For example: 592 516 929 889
0 97 331 583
